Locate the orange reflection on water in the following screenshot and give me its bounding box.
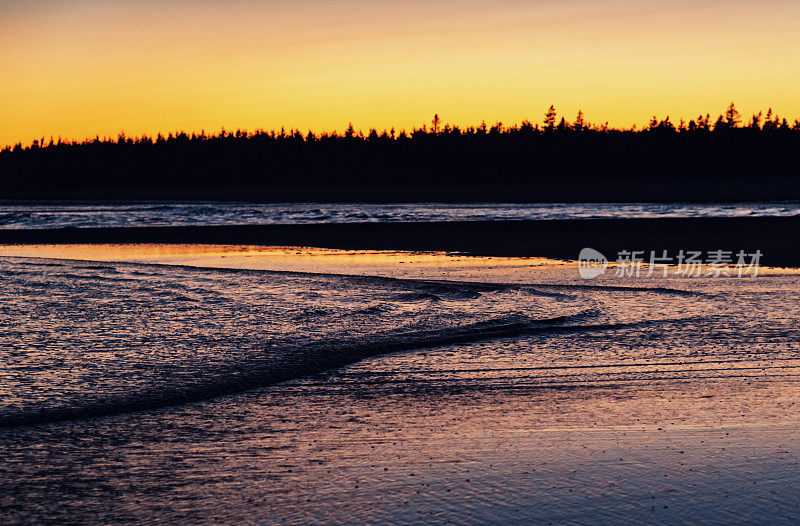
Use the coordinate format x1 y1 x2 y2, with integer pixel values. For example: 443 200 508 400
0 244 571 281
0 243 796 283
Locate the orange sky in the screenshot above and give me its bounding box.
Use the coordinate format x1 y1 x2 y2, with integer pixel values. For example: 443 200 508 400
2 0 799 146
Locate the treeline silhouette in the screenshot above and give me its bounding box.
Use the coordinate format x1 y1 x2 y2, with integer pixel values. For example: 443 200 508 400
2 103 799 200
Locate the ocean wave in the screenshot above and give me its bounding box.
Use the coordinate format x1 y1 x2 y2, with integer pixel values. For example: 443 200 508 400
0 257 705 429
1 202 800 229
0 311 600 429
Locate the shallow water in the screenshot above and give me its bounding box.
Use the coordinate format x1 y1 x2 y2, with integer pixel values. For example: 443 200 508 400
0 257 592 428
1 201 799 229
1 249 799 524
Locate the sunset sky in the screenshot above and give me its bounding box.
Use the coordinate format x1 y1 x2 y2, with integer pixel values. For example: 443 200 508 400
2 0 799 146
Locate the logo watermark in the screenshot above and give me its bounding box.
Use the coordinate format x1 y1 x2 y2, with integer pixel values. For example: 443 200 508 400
578 247 609 279
578 248 762 279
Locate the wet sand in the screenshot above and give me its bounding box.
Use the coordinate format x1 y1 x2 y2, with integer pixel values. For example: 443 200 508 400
1 216 798 266
1 247 799 523
0 243 793 283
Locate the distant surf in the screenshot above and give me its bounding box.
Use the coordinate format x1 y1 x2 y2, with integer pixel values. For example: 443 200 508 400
0 201 799 229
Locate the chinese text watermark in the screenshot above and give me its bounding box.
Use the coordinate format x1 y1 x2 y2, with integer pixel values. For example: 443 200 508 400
579 248 762 279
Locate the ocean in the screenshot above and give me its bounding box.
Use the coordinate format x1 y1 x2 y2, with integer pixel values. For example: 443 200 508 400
1 247 799 523
0 201 799 229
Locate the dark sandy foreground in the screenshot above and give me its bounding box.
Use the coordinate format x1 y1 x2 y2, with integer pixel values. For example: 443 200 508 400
1 216 799 266
1 254 800 524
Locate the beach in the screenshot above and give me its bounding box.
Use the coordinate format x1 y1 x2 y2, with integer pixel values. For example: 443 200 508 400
0 216 799 266
6 0 800 522
1 242 799 523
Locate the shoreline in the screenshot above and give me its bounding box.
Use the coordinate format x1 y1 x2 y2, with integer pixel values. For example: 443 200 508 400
1 216 799 267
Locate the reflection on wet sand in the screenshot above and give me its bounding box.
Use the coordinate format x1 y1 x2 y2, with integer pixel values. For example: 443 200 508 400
0 244 799 523
0 243 568 277
0 243 793 280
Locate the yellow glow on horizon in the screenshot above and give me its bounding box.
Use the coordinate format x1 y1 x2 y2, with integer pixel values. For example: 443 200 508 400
2 0 800 146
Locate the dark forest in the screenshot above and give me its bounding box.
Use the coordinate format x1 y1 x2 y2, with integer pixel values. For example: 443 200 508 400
2 104 799 201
